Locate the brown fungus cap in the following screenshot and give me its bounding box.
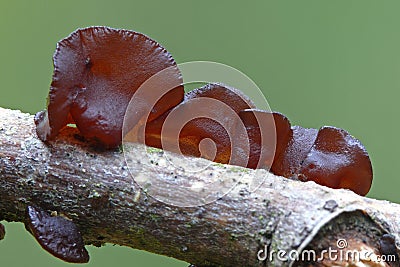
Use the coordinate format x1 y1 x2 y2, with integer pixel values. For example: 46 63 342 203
298 126 373 196
35 26 183 148
144 83 255 164
25 206 89 263
237 110 292 169
271 125 318 178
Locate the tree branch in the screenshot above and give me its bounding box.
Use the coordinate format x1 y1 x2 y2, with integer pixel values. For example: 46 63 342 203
0 107 399 267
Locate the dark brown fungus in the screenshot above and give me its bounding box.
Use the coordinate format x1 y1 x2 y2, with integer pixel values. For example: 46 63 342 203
25 206 89 263
237 110 291 169
298 126 373 196
0 223 5 240
145 83 255 164
271 126 318 178
35 26 183 148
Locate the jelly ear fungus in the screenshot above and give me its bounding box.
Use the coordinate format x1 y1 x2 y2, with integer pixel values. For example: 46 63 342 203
35 26 183 148
144 83 256 164
237 109 292 169
25 206 89 263
271 126 319 178
34 26 373 196
298 126 373 196
238 113 372 196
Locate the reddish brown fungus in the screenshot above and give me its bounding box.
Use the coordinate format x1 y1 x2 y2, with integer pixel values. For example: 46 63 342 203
271 126 318 178
145 83 255 164
25 206 89 263
35 27 374 196
298 126 373 196
237 110 291 169
35 26 183 148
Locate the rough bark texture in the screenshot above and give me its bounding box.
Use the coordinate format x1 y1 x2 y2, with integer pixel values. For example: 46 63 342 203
0 107 399 267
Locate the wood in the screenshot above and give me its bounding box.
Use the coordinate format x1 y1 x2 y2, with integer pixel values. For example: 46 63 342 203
0 107 399 267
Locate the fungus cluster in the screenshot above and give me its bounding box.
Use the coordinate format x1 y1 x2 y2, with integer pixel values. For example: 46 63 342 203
32 26 373 262
35 26 372 196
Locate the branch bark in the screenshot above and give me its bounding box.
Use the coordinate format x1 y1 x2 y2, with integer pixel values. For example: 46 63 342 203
0 107 399 267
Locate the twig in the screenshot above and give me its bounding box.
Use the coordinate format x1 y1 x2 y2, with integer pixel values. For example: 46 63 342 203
0 107 399 267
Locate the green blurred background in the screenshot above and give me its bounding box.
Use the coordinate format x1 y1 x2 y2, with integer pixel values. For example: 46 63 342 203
1 0 399 266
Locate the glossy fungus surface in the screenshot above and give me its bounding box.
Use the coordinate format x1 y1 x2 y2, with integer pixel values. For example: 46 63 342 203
298 126 373 196
35 27 374 196
145 83 255 164
271 126 318 178
35 26 183 148
237 110 291 169
25 206 89 263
